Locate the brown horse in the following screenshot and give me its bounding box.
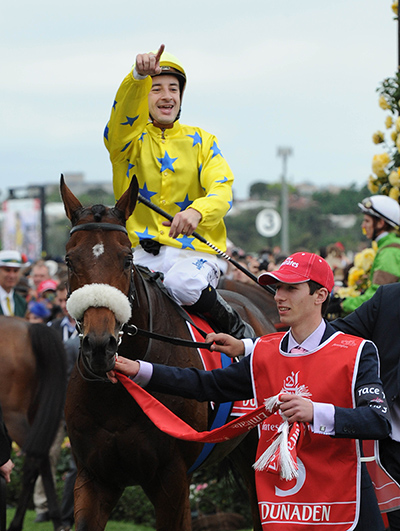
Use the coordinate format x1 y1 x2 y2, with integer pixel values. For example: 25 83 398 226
0 317 66 531
218 277 289 331
61 175 275 531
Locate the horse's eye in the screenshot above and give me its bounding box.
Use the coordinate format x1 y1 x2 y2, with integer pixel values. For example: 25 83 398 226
65 256 73 271
124 256 133 270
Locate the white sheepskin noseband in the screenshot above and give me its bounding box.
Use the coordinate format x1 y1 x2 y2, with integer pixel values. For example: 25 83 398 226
66 284 132 324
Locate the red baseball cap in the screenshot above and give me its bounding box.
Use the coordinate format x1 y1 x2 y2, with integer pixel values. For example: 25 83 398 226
258 252 334 291
37 279 58 295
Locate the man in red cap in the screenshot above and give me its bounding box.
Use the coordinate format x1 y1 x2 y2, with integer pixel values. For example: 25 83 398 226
108 252 391 531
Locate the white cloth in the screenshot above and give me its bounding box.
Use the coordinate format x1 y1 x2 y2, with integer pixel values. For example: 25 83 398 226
0 285 14 316
133 245 220 306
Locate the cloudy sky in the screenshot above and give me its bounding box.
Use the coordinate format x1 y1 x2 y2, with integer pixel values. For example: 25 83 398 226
0 0 397 201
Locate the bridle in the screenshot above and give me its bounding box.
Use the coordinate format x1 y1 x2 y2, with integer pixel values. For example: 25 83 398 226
68 220 212 382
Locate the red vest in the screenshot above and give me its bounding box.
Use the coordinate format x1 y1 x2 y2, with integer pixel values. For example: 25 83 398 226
251 331 365 530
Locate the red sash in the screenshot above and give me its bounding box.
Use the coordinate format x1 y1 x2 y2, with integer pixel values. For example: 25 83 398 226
252 332 363 531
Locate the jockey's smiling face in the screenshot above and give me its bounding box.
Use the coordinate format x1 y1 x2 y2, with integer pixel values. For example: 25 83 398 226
148 74 181 126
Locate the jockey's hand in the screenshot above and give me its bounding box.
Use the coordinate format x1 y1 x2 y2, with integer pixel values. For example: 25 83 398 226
279 394 313 423
206 333 245 358
107 356 140 383
135 44 165 77
163 208 202 239
0 459 14 483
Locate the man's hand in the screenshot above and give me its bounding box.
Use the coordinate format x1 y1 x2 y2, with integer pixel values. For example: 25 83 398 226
135 44 165 77
163 208 202 238
279 394 313 423
205 333 245 358
0 459 14 483
107 356 140 383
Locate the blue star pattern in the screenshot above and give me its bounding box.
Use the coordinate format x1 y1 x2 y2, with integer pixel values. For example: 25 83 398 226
104 124 109 141
121 141 132 153
139 183 157 202
157 151 178 173
135 227 156 240
187 132 202 147
198 163 203 177
228 200 233 211
139 132 147 141
216 176 228 184
175 194 193 211
176 235 196 250
210 141 222 159
112 100 117 110
121 115 139 127
126 163 135 178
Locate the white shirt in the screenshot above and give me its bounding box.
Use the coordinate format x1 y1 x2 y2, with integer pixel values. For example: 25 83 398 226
0 285 15 316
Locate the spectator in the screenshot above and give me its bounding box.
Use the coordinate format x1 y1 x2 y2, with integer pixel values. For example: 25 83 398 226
0 250 30 317
26 301 51 323
340 195 400 314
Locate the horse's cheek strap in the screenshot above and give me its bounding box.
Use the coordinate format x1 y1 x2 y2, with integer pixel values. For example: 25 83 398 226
67 284 132 324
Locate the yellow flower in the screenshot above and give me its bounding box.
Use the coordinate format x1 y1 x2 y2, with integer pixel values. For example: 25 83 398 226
389 186 400 201
396 117 400 132
347 266 364 287
372 153 390 177
392 1 398 15
367 174 379 194
336 285 360 299
354 247 376 273
379 95 390 110
386 115 393 129
391 130 398 142
372 131 385 144
389 169 400 186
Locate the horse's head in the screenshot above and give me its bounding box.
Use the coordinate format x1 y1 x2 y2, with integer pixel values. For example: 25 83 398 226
60 174 138 375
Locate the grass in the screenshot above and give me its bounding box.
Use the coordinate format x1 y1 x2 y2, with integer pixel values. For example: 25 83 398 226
6 509 154 530
7 508 253 530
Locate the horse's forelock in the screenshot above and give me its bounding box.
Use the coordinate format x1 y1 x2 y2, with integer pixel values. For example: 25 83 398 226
91 204 107 222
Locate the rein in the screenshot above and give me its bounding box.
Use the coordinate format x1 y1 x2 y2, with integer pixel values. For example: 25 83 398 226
69 220 213 383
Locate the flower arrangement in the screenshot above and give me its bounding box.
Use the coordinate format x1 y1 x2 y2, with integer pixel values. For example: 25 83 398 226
368 3 400 201
337 247 376 298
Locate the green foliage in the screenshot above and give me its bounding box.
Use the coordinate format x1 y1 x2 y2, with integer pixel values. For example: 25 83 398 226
311 184 369 215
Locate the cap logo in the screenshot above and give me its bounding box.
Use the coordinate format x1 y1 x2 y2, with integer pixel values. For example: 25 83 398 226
282 257 299 269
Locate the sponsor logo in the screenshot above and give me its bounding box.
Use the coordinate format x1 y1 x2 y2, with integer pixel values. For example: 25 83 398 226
260 503 331 523
282 371 312 398
282 257 299 268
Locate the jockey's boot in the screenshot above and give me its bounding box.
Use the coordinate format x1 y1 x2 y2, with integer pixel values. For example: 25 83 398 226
189 285 255 339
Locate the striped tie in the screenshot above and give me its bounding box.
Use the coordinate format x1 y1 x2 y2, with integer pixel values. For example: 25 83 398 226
6 296 13 316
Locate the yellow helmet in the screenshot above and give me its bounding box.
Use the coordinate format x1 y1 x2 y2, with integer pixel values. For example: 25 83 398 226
150 50 187 94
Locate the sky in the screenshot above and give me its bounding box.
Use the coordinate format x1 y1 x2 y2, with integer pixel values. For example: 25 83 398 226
0 0 397 202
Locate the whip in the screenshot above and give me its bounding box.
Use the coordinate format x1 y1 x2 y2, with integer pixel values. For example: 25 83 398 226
138 194 276 296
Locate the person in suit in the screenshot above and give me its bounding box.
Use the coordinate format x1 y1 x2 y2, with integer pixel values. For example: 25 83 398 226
0 250 29 317
332 283 400 531
0 403 14 483
108 252 391 531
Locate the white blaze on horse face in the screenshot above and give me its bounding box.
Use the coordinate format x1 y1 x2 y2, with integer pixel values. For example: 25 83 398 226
93 243 105 258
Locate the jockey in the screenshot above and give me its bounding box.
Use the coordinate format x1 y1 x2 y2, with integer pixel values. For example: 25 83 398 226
104 44 253 338
340 194 400 314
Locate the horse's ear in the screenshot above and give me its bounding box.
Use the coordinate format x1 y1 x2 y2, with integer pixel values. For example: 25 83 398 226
60 174 83 221
115 175 139 221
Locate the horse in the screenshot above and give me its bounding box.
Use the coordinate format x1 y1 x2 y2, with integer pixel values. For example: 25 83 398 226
218 277 289 332
61 174 276 531
0 317 67 531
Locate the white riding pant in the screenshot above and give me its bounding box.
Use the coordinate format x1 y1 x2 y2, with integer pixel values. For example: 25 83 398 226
133 245 220 306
